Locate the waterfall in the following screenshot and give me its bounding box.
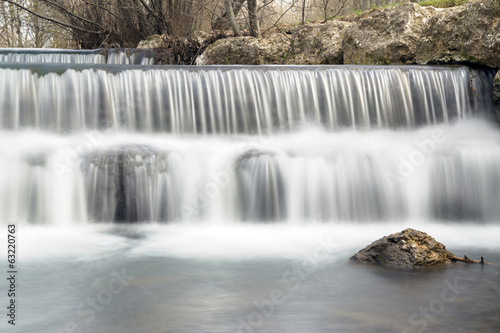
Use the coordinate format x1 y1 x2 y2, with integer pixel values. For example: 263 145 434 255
0 48 154 64
236 151 287 222
0 65 493 133
82 146 184 222
1 121 500 224
0 50 498 225
427 149 500 221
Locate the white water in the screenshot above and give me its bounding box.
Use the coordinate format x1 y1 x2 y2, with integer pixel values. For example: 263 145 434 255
0 65 493 132
1 119 500 224
0 48 154 64
1 58 499 333
12 222 500 262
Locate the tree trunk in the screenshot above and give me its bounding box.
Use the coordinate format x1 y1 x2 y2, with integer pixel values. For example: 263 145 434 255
301 0 307 25
224 0 240 36
213 0 245 32
247 0 260 38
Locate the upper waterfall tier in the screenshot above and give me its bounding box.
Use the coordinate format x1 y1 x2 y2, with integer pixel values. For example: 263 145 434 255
0 65 493 133
0 48 154 64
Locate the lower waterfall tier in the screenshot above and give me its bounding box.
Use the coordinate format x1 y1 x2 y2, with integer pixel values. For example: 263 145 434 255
1 119 499 224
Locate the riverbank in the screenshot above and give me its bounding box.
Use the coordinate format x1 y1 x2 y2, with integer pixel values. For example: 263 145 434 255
193 0 499 68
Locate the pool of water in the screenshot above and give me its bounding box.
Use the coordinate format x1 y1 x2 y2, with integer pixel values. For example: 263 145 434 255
10 223 500 333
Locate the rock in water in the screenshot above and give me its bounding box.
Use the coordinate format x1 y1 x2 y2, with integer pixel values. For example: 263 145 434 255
350 228 454 269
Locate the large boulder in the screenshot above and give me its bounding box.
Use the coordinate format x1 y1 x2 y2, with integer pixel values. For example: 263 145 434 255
342 3 432 65
416 0 500 68
350 228 454 269
285 21 352 65
494 71 500 120
195 35 290 65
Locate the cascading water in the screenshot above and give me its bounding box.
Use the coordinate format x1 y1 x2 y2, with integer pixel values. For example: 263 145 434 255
0 48 154 64
2 120 500 224
82 146 184 222
2 49 500 333
0 61 498 224
0 65 493 133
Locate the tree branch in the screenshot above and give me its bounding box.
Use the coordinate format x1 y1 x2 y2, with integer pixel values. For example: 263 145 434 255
38 0 106 29
136 0 165 21
79 0 126 24
322 0 348 23
1 0 109 35
261 0 298 37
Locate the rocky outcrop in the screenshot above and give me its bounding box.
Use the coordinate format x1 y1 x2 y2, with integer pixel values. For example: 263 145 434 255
285 21 352 65
350 228 454 269
416 0 500 68
197 21 351 65
343 0 500 67
343 3 431 65
196 35 290 65
196 0 499 69
494 71 500 120
137 34 164 49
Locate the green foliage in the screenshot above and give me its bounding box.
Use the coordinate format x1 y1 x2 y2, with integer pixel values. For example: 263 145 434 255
418 0 469 8
346 0 469 18
350 2 409 17
351 9 366 16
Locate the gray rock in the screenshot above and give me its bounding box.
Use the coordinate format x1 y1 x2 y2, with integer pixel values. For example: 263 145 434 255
195 21 351 66
286 21 352 65
195 35 290 65
137 34 164 49
416 0 500 68
342 0 500 68
342 3 431 65
350 228 454 269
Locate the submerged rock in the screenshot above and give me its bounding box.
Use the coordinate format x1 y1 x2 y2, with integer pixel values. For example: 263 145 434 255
350 228 454 269
236 151 287 222
82 146 182 223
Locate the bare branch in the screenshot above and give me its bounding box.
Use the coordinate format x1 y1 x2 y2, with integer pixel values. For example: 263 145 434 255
79 0 126 24
261 0 299 37
323 0 348 22
137 0 165 21
38 0 106 29
1 0 109 35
